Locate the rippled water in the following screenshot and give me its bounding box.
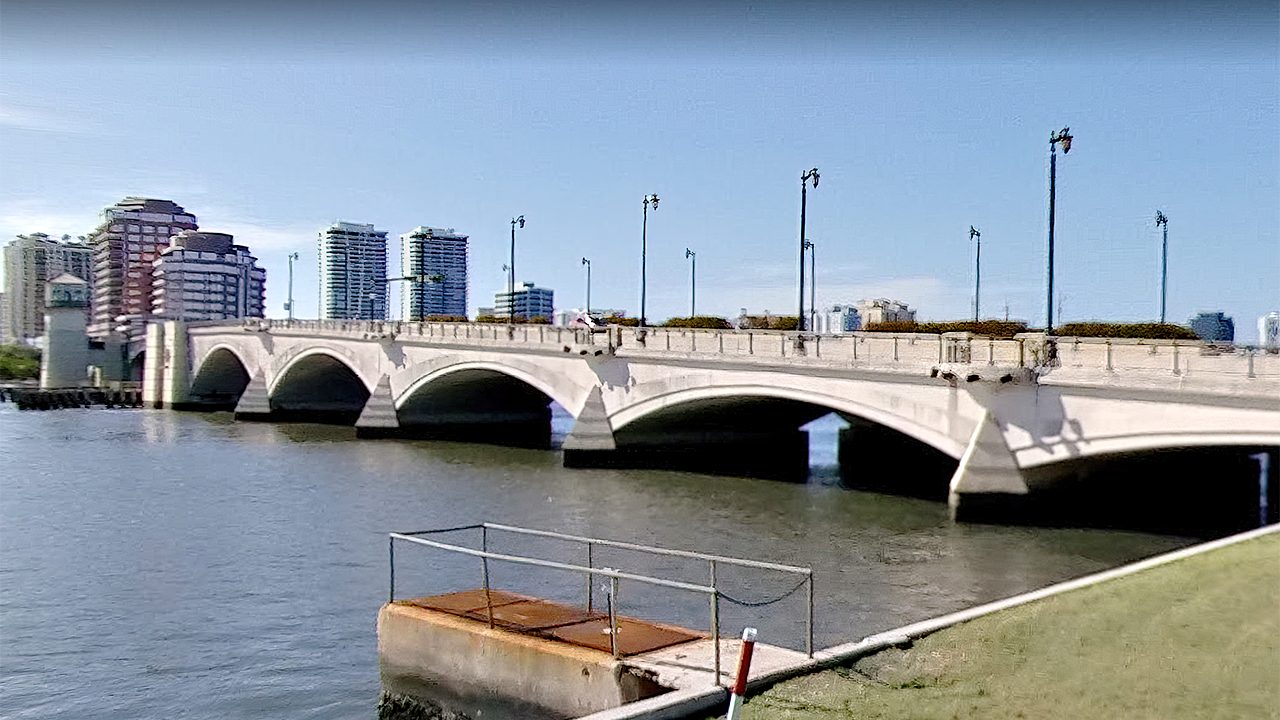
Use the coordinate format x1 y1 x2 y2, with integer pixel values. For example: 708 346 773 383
0 406 1194 719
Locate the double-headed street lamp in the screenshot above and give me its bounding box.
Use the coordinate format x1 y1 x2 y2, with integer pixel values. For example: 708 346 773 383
969 226 981 322
510 215 524 322
581 257 592 314
384 273 442 321
286 251 299 321
1047 128 1073 334
799 168 819 331
640 194 659 327
1155 210 1169 324
685 248 696 317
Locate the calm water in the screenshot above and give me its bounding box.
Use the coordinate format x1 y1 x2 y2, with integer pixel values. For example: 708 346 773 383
0 406 1194 719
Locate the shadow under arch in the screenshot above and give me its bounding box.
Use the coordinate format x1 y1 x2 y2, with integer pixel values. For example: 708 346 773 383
1011 444 1279 537
602 383 967 487
269 351 370 425
391 366 554 448
834 413 960 501
186 346 251 410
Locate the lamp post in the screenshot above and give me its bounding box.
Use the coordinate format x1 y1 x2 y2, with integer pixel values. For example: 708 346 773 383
969 226 981 322
286 251 299 321
685 248 696 317
1046 128 1072 334
799 168 819 331
641 194 659 327
510 215 524 322
386 273 441 321
804 240 815 331
1155 210 1169 324
581 257 592 314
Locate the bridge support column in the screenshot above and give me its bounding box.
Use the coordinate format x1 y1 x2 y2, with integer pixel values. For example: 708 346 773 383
947 409 1029 521
355 375 401 438
234 370 273 420
161 320 190 409
562 387 617 465
142 323 166 408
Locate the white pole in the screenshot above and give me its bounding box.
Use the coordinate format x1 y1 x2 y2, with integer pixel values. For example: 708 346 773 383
726 627 757 720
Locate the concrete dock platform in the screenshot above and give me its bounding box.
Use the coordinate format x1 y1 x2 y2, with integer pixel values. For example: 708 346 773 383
378 589 814 718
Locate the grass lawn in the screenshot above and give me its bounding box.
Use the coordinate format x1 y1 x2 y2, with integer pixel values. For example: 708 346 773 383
723 531 1279 719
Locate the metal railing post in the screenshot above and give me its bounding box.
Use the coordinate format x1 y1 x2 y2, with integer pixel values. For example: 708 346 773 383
609 574 620 659
389 536 395 603
711 560 721 684
481 525 494 628
806 570 814 658
586 541 594 612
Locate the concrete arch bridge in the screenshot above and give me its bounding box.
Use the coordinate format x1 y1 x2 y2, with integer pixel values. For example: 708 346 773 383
142 319 1280 519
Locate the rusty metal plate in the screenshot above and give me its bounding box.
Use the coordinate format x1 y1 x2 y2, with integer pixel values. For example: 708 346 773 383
465 599 604 632
404 589 532 615
544 617 702 656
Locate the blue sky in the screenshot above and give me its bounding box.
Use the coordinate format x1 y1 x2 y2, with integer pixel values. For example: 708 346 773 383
2 1 1276 339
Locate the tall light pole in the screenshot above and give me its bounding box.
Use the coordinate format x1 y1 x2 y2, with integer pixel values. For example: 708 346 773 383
510 215 524 322
640 194 659 327
1047 128 1073 334
1155 210 1169 324
804 240 815 331
685 248 696 317
799 168 819 331
286 251 299 321
581 257 591 314
969 226 981 322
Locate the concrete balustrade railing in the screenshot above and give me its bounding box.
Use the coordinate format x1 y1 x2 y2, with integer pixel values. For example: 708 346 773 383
228 318 1277 384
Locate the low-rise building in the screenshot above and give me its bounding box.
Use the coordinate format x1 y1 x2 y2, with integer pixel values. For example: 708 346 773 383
495 282 554 320
1190 312 1234 343
857 298 916 325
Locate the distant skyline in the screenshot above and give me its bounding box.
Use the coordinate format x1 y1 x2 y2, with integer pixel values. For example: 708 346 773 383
2 0 1276 339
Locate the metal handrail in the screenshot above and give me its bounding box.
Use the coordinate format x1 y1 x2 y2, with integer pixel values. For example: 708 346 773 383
388 524 815 685
481 522 812 574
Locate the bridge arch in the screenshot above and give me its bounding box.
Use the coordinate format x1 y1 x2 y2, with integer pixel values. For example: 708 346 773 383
268 348 372 424
188 344 253 408
395 360 577 414
609 383 969 459
386 359 571 448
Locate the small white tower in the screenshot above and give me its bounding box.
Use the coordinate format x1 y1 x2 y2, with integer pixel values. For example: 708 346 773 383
40 273 91 389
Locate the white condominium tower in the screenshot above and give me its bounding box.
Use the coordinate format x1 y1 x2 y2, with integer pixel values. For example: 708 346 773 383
319 221 388 320
2 233 93 344
86 197 199 338
152 231 266 321
400 226 468 320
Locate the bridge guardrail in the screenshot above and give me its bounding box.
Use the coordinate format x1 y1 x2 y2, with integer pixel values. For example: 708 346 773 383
239 319 1040 370
230 318 1276 383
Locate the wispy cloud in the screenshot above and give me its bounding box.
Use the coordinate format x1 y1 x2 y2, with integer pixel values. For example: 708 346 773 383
0 102 104 136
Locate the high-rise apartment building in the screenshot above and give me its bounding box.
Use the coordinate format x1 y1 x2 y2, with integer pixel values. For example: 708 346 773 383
152 231 266 321
400 226 468 320
86 197 198 338
319 221 388 320
495 281 554 320
2 233 93 344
